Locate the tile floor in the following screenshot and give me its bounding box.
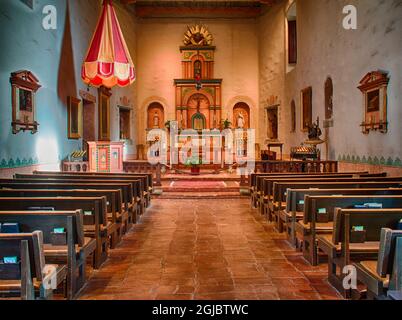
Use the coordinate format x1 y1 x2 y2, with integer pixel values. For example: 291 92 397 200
79 199 341 300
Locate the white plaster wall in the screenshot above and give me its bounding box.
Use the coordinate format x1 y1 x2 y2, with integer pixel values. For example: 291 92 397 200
258 2 286 146
135 18 259 144
258 0 402 162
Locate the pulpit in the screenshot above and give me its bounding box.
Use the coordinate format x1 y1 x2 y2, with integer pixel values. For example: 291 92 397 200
88 141 124 173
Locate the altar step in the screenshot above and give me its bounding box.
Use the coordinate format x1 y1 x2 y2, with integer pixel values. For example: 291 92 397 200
153 191 248 199
153 179 249 199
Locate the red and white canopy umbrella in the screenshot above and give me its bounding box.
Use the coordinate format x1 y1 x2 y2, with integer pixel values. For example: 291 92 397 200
81 0 136 88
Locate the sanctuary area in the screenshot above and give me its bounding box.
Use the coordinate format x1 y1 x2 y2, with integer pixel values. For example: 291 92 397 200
0 0 401 301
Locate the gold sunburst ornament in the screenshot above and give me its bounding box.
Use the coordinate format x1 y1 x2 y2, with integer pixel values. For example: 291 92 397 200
183 25 213 46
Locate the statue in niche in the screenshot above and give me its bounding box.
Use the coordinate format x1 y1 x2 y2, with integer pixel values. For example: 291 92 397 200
153 111 160 128
237 112 245 129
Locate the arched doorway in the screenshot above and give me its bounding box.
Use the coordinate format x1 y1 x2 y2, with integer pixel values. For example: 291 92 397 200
147 102 164 129
233 102 250 129
187 93 210 129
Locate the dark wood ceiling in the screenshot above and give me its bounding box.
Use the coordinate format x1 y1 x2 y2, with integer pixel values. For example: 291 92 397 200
120 1 278 19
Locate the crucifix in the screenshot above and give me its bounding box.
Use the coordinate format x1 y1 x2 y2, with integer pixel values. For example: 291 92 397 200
195 95 202 113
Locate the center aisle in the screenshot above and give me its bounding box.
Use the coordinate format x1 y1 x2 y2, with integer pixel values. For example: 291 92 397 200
79 199 341 300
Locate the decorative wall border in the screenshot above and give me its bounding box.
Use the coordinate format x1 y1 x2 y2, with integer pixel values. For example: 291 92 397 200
0 157 39 169
337 154 402 168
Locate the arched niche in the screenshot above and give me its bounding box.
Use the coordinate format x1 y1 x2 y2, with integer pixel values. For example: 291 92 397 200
191 113 206 130
233 102 250 129
147 102 164 129
187 93 210 129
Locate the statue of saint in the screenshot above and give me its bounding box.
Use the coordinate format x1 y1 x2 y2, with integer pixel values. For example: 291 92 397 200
153 112 160 128
237 112 245 128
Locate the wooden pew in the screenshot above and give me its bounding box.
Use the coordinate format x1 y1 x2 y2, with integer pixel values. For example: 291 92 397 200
354 228 402 300
27 172 151 210
14 175 144 220
0 197 108 269
0 210 95 299
250 172 369 208
0 181 133 235
253 173 367 209
252 171 386 205
274 180 402 231
34 171 153 206
0 189 123 249
0 232 67 300
282 187 402 246
297 195 402 266
263 176 402 220
317 208 402 297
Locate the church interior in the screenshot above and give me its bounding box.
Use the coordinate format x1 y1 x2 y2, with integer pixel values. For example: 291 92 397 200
0 0 402 301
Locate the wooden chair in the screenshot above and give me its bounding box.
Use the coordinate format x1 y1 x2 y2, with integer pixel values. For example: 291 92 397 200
0 231 67 300
0 210 95 299
317 208 402 298
353 228 402 299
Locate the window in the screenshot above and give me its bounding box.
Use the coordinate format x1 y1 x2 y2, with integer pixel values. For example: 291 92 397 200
288 20 297 64
287 2 297 66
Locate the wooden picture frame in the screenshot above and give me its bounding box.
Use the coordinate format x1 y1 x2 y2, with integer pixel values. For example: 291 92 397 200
358 71 389 134
300 86 312 132
10 70 41 134
98 86 111 141
67 96 82 139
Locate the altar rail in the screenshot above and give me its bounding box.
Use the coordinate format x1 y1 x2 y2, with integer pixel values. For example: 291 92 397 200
123 161 163 186
239 160 339 186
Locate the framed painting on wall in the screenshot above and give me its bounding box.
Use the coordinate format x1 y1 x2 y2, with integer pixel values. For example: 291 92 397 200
67 96 82 139
300 86 312 132
358 71 389 134
10 70 41 134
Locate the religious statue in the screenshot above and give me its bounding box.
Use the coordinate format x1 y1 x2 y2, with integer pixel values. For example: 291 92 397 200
307 117 323 141
153 111 160 128
237 112 245 129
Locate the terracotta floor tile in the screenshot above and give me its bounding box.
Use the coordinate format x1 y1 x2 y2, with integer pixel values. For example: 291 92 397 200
78 199 341 300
